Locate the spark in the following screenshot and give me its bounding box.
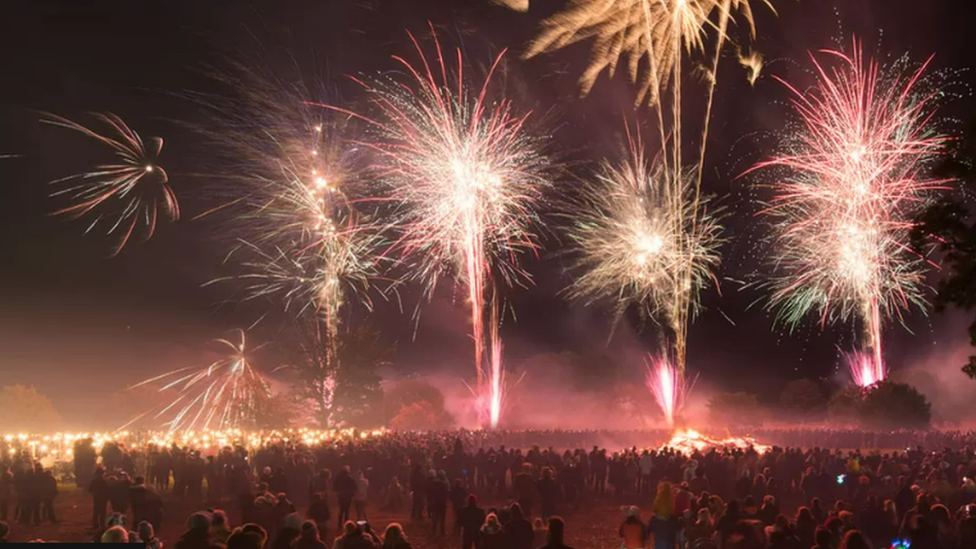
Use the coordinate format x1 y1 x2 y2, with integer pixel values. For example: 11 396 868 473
125 329 272 433
738 48 763 85
332 26 550 426
747 41 950 383
42 113 178 256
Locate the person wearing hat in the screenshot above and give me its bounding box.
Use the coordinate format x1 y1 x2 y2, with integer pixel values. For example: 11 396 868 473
175 511 223 549
618 506 647 549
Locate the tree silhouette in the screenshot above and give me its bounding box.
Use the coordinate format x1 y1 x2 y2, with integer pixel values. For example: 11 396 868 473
0 385 62 432
913 117 976 378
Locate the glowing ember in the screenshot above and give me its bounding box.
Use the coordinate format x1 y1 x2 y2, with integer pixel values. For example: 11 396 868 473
662 429 770 454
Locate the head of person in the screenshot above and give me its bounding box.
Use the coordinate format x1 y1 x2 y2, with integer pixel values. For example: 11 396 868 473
383 523 406 543
283 513 302 533
485 513 499 528
839 530 871 549
107 513 128 529
138 521 155 542
342 521 359 537
300 521 319 539
241 523 268 545
727 499 740 516
466 494 478 508
697 507 711 524
654 481 675 519
101 526 129 543
227 525 266 549
814 525 830 547
187 511 213 533
546 516 566 545
510 502 524 521
884 500 897 515
212 509 229 529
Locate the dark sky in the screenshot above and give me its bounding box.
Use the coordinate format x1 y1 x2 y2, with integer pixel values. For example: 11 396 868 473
1 0 974 427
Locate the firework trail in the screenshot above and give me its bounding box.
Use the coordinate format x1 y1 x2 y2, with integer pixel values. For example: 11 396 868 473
124 329 272 433
191 63 386 423
331 26 550 426
527 1 771 411
42 113 178 256
747 41 949 386
487 297 505 428
569 130 722 372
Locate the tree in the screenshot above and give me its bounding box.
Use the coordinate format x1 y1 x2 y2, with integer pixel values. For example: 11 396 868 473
382 380 450 424
290 317 341 428
827 387 863 424
389 400 454 431
331 324 387 427
912 117 976 378
707 391 762 427
861 381 932 429
0 385 62 432
250 391 302 430
779 379 826 418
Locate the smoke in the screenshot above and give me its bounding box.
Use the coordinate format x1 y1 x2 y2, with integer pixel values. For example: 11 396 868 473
892 308 976 426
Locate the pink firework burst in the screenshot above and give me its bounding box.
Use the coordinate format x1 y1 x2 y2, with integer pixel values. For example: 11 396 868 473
747 40 950 381
323 25 549 426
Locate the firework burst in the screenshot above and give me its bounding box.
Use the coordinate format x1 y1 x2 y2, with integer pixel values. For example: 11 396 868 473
192 63 387 423
124 329 272 433
43 112 178 256
523 0 772 104
569 132 722 368
747 41 950 385
332 26 550 427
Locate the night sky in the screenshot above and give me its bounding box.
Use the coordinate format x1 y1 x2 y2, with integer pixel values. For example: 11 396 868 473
1 0 974 427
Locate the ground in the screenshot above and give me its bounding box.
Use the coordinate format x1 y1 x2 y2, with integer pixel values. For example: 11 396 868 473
3 484 628 548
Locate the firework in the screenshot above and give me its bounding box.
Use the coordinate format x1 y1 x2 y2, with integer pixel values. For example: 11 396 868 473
192 63 387 425
569 132 722 374
738 48 763 86
845 350 885 388
42 113 178 256
644 354 695 426
748 42 949 383
528 0 770 420
124 330 272 433
335 27 549 426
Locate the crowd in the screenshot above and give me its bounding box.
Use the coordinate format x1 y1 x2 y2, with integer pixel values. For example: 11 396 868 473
0 428 975 548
